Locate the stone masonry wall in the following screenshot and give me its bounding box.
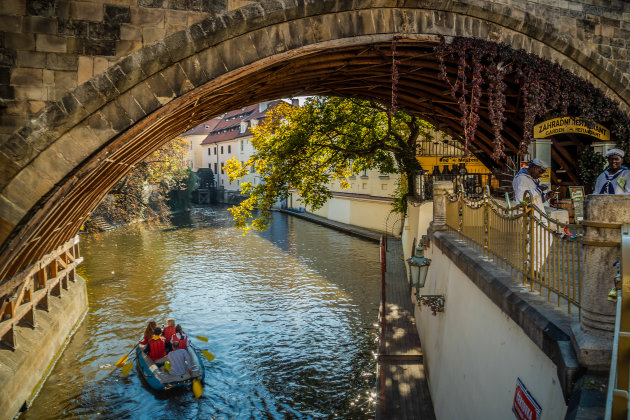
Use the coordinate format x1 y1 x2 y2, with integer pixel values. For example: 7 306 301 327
0 0 629 141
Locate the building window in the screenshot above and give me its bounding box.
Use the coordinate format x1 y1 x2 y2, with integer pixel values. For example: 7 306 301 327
221 146 224 154
228 145 231 153
214 163 217 174
360 169 368 178
221 162 224 174
250 165 255 173
214 147 216 155
240 140 244 151
207 148 211 155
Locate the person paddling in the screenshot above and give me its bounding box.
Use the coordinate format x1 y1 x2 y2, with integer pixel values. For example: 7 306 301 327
140 320 157 346
146 326 167 363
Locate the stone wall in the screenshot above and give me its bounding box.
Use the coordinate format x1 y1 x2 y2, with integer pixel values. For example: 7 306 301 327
0 0 629 137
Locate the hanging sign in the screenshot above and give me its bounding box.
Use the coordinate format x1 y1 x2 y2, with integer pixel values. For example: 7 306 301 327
534 117 609 141
512 378 542 420
416 156 490 173
569 186 585 202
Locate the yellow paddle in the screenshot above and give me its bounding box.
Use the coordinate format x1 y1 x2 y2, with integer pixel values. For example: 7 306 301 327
192 379 203 398
201 350 215 361
121 359 134 376
195 335 208 342
115 343 138 367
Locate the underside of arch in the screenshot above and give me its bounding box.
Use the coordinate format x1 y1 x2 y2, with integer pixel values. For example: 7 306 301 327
0 2 627 287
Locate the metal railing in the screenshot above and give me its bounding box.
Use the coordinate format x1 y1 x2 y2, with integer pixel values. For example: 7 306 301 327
605 224 630 420
445 187 582 314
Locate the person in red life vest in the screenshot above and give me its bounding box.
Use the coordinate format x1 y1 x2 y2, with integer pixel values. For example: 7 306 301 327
171 324 188 350
146 326 167 363
163 318 176 352
140 320 157 345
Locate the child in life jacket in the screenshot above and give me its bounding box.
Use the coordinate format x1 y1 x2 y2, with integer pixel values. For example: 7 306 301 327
140 320 157 345
171 324 188 350
145 326 167 363
163 318 176 352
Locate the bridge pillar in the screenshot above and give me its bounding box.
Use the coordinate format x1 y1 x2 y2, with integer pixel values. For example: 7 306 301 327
571 194 630 371
432 181 452 231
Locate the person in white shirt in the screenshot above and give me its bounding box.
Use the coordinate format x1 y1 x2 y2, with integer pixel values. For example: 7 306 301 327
593 148 630 195
166 340 193 376
512 158 554 274
512 158 554 210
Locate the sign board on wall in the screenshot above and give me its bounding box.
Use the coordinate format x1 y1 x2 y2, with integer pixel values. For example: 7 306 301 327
512 378 542 420
533 117 610 141
416 156 491 174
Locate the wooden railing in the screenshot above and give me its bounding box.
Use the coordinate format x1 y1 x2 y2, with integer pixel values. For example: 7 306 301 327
446 187 582 314
0 236 82 350
605 224 630 419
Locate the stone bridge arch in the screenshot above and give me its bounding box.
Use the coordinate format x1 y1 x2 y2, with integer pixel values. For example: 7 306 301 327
1 0 629 285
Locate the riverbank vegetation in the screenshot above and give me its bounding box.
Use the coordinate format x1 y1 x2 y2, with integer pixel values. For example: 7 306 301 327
225 97 431 231
84 137 195 231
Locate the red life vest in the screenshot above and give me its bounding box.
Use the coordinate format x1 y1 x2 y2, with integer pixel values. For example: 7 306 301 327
163 326 176 342
148 337 166 361
172 333 187 350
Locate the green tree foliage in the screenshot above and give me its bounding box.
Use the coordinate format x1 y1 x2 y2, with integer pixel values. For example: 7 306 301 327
88 136 191 227
225 97 433 231
577 147 606 193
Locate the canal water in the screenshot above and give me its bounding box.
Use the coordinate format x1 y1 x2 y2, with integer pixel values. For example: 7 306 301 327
22 207 381 419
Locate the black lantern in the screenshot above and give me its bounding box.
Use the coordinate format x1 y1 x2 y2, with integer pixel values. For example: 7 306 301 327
407 244 431 290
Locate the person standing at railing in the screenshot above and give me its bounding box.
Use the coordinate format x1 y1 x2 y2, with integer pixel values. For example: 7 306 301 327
512 158 556 214
512 158 555 275
593 149 630 195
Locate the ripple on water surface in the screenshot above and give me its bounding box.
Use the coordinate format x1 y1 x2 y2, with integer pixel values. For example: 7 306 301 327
21 207 380 419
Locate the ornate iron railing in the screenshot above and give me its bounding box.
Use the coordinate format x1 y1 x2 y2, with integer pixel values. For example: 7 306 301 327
445 187 582 314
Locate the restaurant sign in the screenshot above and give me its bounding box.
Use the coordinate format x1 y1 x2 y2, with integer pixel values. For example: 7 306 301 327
416 156 490 173
534 116 609 141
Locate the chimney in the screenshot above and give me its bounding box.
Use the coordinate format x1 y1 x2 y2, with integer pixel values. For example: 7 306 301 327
258 101 271 112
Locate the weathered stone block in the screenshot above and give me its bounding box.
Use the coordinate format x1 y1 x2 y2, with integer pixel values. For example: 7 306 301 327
120 24 142 41
24 16 57 34
56 18 88 37
45 53 78 71
104 4 131 24
43 69 53 84
160 63 193 96
164 30 195 63
26 0 55 17
0 15 22 32
88 22 121 41
135 41 173 78
86 112 117 142
0 0 26 15
65 124 103 159
145 72 175 105
0 193 24 228
36 34 67 53
11 68 43 86
16 51 45 68
54 70 77 90
69 1 103 22
116 40 143 56
5 33 36 50
28 100 45 113
165 9 187 25
13 85 45 100
81 39 116 56
77 56 92 84
116 90 147 122
130 8 165 27
178 55 208 88
99 100 132 133
93 56 110 75
143 27 166 44
129 81 161 115
0 133 32 164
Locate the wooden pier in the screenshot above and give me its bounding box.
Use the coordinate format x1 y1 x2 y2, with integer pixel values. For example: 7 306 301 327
376 237 435 419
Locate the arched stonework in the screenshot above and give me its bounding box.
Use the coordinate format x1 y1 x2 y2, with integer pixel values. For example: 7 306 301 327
0 0 629 283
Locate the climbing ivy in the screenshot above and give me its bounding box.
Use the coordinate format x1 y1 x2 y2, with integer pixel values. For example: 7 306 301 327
435 37 630 160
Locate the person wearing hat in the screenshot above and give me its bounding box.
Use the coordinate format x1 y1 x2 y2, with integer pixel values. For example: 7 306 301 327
512 158 554 210
593 148 630 194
